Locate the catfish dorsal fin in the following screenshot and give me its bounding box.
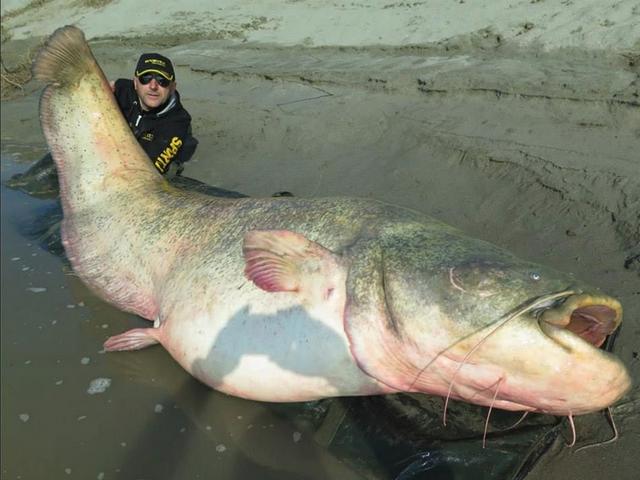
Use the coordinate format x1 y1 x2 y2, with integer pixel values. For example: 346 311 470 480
243 230 343 303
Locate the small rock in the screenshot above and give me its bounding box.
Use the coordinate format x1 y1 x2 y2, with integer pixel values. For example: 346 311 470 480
27 287 47 293
87 378 111 395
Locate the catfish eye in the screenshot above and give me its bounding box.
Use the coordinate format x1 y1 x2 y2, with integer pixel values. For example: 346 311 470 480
530 272 541 281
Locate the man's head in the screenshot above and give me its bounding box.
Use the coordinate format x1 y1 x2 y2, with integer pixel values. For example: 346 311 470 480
133 53 176 111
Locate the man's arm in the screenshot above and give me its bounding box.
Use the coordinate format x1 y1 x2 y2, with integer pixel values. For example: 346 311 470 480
177 125 198 165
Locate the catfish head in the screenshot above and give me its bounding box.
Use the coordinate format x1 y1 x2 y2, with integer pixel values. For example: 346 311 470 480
344 222 631 416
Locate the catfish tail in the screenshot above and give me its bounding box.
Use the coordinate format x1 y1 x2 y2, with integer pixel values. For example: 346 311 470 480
33 25 158 215
33 25 97 87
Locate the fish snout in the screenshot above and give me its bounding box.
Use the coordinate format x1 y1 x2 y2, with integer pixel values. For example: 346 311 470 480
538 293 622 349
533 293 630 413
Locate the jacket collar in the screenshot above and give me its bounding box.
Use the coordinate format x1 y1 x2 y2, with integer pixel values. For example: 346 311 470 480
138 91 179 117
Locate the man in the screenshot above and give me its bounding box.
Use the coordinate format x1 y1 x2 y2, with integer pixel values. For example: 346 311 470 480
111 53 198 175
9 52 198 196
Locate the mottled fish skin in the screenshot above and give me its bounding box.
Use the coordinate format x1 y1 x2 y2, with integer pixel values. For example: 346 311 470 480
34 26 630 414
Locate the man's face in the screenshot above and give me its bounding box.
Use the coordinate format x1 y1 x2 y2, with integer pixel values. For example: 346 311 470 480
134 74 175 111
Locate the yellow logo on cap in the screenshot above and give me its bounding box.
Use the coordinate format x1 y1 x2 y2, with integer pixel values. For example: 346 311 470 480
145 59 166 67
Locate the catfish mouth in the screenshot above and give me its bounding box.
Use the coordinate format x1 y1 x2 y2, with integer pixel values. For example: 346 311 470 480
536 293 622 349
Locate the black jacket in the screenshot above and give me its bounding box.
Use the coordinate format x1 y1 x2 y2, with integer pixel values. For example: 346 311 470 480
113 79 198 174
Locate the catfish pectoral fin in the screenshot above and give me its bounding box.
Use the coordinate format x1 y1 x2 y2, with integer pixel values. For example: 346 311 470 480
243 229 344 304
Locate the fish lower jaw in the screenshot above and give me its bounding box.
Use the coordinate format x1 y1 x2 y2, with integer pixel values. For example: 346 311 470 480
414 361 627 415
443 388 612 416
493 370 631 416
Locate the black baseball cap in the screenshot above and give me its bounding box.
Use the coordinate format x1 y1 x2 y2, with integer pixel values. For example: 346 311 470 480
135 53 175 81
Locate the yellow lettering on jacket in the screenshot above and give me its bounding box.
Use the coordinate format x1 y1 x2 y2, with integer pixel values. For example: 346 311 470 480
154 136 183 173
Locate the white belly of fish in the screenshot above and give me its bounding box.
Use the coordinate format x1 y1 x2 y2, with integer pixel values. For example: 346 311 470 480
160 291 380 402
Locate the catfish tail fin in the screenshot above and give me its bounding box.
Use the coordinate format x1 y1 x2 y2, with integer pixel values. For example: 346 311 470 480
33 25 96 87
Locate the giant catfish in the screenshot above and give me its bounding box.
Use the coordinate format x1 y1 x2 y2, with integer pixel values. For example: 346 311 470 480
34 26 630 422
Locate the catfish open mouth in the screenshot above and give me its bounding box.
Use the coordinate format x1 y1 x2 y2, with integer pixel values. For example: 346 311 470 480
537 293 622 349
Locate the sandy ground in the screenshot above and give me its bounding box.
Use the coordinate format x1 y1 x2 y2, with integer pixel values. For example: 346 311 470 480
1 1 639 479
